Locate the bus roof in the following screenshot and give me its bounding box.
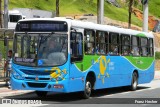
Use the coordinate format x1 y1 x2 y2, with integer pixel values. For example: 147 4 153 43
17 17 154 38
18 17 72 22
71 20 154 38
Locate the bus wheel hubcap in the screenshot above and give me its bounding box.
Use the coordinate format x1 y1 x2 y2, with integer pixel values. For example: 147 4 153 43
86 81 91 95
133 74 137 88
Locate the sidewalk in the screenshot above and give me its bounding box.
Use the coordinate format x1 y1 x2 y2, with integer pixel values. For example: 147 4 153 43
0 71 160 98
0 82 33 98
154 70 160 80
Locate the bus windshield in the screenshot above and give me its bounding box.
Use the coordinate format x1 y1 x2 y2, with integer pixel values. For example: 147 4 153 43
13 33 68 67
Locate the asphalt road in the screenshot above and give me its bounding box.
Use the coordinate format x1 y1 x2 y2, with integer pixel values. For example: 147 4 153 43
1 80 160 107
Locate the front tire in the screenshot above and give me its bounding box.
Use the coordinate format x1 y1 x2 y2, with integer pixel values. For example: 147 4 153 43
130 72 138 91
35 91 47 97
82 80 92 99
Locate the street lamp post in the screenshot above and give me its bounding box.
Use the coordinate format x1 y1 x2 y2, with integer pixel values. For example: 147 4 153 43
4 0 8 28
97 0 104 24
142 0 148 32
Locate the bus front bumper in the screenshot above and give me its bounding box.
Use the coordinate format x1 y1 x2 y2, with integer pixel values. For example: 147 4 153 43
10 75 69 93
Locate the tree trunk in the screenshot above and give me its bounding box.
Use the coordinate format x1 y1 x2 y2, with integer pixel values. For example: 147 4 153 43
56 0 59 17
128 0 134 29
0 0 2 28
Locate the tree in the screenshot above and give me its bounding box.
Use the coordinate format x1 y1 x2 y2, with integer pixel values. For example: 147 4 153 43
0 0 2 28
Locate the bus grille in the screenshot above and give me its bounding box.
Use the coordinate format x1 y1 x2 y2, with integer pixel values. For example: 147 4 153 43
25 77 50 81
20 69 51 75
27 82 47 88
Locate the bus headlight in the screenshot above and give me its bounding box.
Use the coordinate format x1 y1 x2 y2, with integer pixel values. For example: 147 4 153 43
12 70 24 80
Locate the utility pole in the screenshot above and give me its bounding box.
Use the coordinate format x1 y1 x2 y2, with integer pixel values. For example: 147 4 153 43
56 0 59 17
142 0 148 32
97 0 104 24
4 0 8 28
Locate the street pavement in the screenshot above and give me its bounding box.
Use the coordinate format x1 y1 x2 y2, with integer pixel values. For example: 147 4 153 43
0 71 160 98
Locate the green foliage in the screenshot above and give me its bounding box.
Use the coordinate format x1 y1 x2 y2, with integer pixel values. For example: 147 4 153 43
7 0 143 27
149 0 160 18
155 52 160 60
0 41 5 58
0 41 13 58
6 0 160 25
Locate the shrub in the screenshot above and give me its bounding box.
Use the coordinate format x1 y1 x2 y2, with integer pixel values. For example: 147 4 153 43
155 52 160 59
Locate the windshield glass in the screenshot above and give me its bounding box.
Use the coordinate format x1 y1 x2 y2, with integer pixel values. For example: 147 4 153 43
13 33 68 66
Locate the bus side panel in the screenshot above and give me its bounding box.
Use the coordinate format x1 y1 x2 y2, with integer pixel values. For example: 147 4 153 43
138 62 155 84
68 63 86 92
94 56 132 89
94 56 154 89
68 56 154 92
69 56 133 91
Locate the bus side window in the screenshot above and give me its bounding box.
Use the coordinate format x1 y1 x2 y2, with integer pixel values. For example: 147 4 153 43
131 36 140 56
96 31 108 54
149 38 154 57
70 32 83 62
121 34 130 56
84 29 95 54
109 33 119 55
140 37 148 56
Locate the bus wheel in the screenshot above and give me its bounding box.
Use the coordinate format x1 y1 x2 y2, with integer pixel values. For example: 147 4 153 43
35 91 47 97
83 79 92 99
130 72 138 91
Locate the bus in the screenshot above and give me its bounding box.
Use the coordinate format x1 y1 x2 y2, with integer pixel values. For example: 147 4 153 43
11 18 154 98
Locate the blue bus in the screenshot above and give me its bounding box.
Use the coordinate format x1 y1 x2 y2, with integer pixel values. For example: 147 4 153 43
11 18 154 98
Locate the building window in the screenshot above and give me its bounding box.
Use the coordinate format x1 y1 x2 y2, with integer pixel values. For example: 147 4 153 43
9 15 22 22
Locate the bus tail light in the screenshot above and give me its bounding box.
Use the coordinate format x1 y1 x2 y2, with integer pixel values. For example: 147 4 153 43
53 84 64 89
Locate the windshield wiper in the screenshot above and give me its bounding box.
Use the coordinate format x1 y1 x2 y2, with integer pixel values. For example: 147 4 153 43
38 33 53 48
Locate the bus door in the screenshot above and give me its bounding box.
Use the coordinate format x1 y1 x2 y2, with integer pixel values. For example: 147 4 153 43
69 30 84 92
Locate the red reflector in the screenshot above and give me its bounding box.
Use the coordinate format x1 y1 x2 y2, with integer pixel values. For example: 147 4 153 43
53 84 64 89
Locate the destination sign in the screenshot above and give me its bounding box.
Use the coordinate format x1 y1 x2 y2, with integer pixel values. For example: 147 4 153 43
15 21 68 32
